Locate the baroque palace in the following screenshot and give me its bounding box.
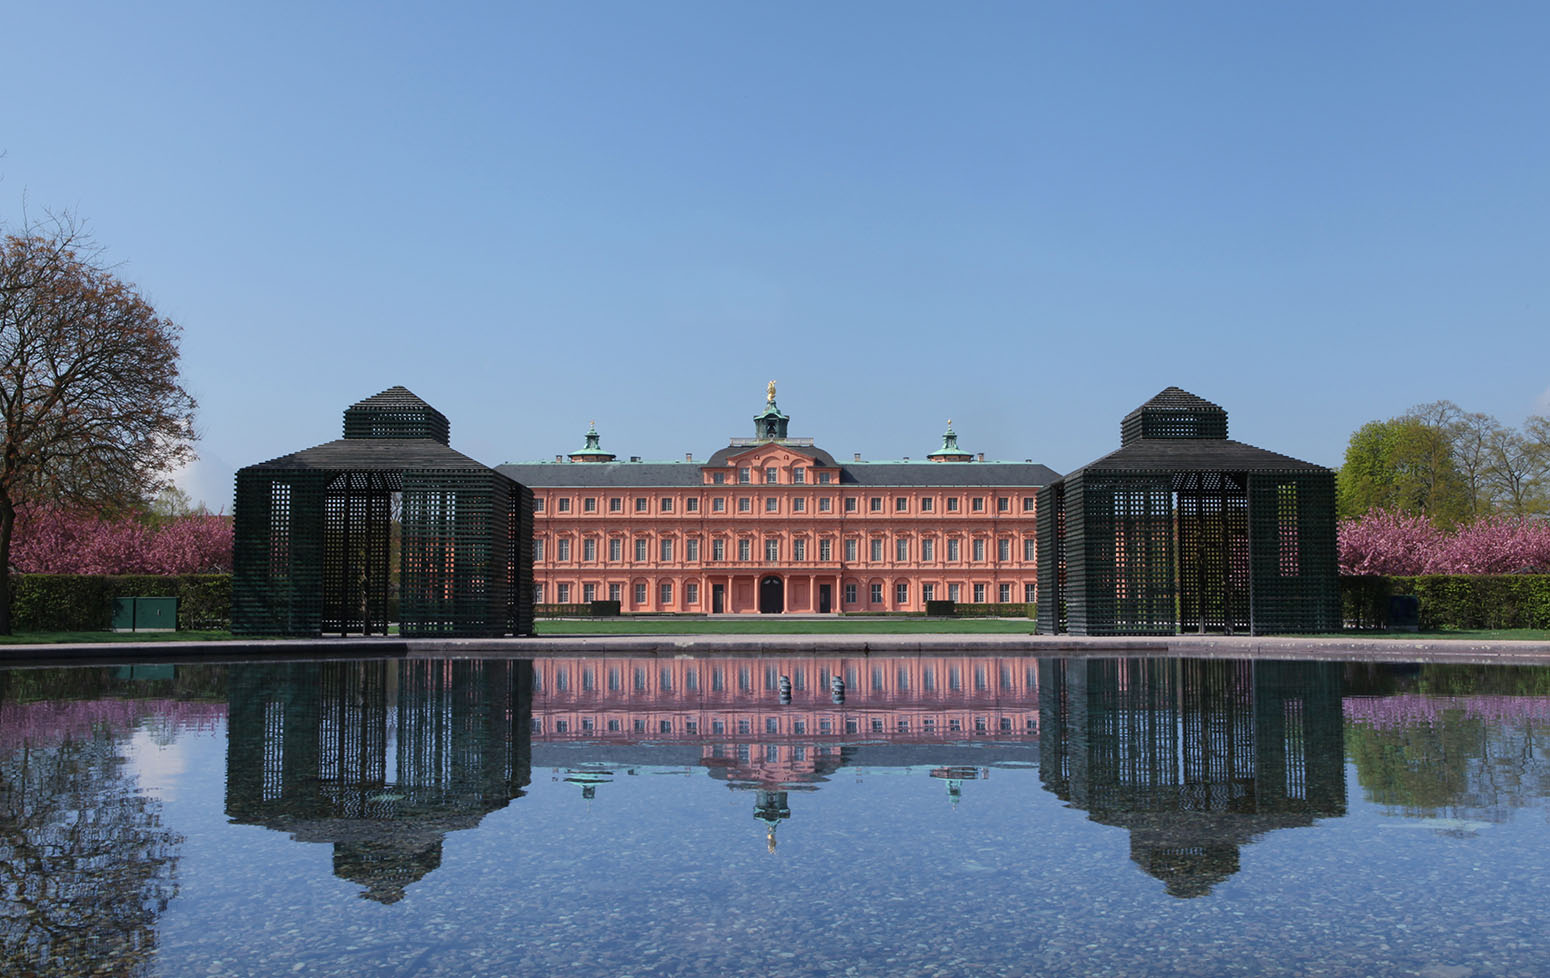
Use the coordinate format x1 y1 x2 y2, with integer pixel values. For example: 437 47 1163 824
497 384 1058 614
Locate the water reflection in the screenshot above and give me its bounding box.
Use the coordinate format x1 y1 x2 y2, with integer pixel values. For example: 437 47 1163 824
0 667 220 977
224 660 531 903
529 655 1042 848
1039 658 1347 897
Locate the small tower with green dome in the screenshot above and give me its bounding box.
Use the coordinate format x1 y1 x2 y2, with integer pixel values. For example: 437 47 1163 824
753 379 790 442
927 420 973 462
567 421 616 463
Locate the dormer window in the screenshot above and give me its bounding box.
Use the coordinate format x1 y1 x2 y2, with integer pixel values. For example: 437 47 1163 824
792 467 805 484
765 467 778 484
712 472 726 485
739 467 751 484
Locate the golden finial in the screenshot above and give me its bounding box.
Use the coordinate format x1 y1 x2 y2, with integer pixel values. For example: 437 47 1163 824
766 380 777 404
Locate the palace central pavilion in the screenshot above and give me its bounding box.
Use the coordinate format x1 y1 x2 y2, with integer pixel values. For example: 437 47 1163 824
497 386 1060 614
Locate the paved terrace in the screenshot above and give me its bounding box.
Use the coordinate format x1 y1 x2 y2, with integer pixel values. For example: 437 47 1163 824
5 631 1550 667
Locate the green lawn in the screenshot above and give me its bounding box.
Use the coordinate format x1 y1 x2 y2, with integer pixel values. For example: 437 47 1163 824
1302 628 1550 642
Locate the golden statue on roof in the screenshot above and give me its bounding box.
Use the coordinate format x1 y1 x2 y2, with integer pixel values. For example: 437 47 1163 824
767 380 777 404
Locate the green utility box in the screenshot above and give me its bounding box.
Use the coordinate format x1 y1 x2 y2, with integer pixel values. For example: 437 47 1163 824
112 596 180 632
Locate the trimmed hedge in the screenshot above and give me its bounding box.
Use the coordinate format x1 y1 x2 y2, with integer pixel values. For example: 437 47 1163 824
10 574 232 632
1341 575 1550 631
954 602 1036 619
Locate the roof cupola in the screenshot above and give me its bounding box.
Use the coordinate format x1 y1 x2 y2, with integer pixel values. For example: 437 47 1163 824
753 379 790 441
568 421 617 462
927 420 973 462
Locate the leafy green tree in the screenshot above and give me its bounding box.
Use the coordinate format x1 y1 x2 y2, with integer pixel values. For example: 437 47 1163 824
1337 412 1469 525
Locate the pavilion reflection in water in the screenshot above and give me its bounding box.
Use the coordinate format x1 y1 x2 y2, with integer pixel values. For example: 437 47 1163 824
529 655 1043 850
1038 657 1345 897
225 660 532 903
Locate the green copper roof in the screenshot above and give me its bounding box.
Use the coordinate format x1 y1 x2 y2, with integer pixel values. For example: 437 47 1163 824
927 421 972 459
568 422 616 460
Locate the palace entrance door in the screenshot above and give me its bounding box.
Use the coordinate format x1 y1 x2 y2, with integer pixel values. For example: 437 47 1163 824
759 576 784 614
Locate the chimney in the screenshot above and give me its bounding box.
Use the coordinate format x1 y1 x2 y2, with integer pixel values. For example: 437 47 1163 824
630 456 642 462
685 452 693 462
902 456 910 461
853 452 862 462
554 454 562 463
977 453 985 462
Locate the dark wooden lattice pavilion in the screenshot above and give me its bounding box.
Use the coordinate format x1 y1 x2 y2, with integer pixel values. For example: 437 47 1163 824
233 387 533 637
1036 388 1337 636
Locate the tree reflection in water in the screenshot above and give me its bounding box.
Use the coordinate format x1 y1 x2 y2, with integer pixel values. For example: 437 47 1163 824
0 671 184 978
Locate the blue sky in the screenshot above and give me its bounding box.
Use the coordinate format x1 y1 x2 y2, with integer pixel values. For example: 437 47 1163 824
4 2 1547 508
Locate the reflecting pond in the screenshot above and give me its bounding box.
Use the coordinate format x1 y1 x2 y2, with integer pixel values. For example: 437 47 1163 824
5 653 1550 977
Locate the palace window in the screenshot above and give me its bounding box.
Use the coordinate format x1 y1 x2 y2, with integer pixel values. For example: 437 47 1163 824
686 498 699 512
794 539 807 561
534 498 545 512
793 497 806 512
1024 583 1036 602
738 467 751 483
687 583 699 604
922 539 935 561
947 539 961 561
557 583 570 602
972 497 985 512
819 497 832 512
998 496 1010 512
1023 496 1036 512
609 538 622 561
534 539 545 560
999 583 1011 602
845 497 858 513
845 539 858 561
713 497 726 513
949 583 961 601
686 538 699 561
660 539 674 561
895 582 908 605
869 497 883 512
712 539 725 561
1024 538 1036 561
845 584 857 604
765 497 778 513
946 497 959 512
870 538 883 561
870 584 883 604
998 538 1010 561
738 498 751 513
923 583 935 601
634 538 647 561
557 498 570 512
712 472 725 485
895 497 908 512
661 497 674 513
792 467 805 483
583 583 596 602
973 539 986 561
583 497 597 513
819 539 833 561
896 538 909 561
738 539 752 561
634 583 647 604
535 583 545 603
610 583 622 602
765 467 778 484
609 497 622 512
765 539 779 561
660 582 673 604
557 539 571 561
583 539 596 561
974 583 986 602
818 472 832 484
635 497 647 512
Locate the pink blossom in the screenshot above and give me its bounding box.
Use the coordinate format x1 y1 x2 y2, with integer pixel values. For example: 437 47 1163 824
10 507 233 575
1338 509 1550 576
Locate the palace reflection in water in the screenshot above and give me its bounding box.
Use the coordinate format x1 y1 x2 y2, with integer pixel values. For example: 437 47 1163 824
220 653 1346 896
1039 658 1346 897
225 660 532 903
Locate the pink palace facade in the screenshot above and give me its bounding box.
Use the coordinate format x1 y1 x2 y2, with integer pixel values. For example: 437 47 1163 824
497 387 1060 614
